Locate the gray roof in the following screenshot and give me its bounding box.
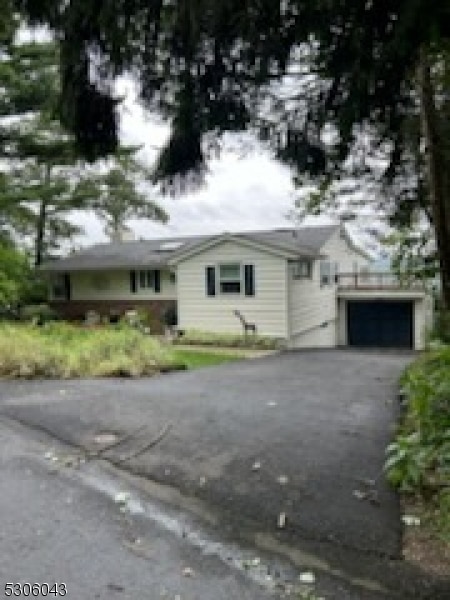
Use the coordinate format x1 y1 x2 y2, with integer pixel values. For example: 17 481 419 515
41 225 340 272
240 225 338 255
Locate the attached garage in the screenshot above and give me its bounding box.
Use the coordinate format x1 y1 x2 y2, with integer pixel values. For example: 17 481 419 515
338 290 432 351
347 300 413 348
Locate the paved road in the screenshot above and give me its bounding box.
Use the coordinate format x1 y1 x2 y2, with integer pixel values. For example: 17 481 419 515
0 420 279 600
0 349 448 598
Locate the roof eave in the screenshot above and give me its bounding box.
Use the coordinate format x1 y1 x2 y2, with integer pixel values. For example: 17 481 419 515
40 261 171 272
168 232 318 265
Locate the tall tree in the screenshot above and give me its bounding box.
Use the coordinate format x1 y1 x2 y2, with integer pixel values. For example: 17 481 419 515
1 36 166 262
2 105 92 265
0 0 16 50
16 1 450 305
75 153 168 240
0 39 69 251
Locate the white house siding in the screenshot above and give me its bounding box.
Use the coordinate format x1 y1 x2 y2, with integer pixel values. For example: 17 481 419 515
176 241 289 337
69 269 176 301
287 261 338 348
320 228 371 274
286 230 369 348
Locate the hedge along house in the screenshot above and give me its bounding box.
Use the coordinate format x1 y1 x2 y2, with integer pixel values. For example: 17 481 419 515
41 224 432 348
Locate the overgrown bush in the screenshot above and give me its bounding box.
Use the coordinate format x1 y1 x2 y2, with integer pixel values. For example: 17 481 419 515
432 309 450 344
121 308 164 333
0 323 180 378
172 329 281 350
20 303 59 324
385 346 450 536
0 243 48 311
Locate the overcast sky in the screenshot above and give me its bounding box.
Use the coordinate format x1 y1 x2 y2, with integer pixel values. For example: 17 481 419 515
72 77 333 247
16 27 384 257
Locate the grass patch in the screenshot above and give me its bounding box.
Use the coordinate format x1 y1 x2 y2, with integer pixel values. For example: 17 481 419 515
385 345 450 544
173 329 281 350
0 322 180 378
170 348 243 369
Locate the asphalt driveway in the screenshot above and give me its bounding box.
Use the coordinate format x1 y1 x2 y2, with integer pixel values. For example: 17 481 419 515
2 349 444 597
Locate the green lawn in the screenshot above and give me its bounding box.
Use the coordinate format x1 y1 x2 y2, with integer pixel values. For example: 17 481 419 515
170 347 242 369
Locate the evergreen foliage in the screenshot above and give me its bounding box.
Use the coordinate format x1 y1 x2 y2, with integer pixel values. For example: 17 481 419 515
0 240 30 307
75 152 168 239
11 1 450 305
1 36 166 262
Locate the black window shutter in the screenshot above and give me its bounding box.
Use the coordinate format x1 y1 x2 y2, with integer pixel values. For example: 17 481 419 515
130 270 137 293
154 269 161 293
244 264 255 296
206 266 216 296
63 273 71 301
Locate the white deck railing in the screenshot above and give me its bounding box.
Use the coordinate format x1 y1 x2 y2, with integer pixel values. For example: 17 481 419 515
337 272 426 290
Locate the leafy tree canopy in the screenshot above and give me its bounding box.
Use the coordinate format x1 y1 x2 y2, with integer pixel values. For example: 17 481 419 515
13 1 448 170
74 151 168 240
12 1 450 305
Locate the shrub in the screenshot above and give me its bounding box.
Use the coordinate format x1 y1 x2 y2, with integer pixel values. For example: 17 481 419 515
20 304 59 324
0 325 65 378
172 329 281 350
121 308 164 334
385 346 450 495
0 323 178 379
432 309 450 344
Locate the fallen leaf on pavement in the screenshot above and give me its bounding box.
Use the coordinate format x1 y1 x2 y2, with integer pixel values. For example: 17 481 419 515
356 477 376 487
299 571 315 584
352 489 367 500
402 514 421 526
278 512 287 529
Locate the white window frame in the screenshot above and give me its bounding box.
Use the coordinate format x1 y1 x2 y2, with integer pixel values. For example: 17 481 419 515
320 261 338 286
138 269 156 290
292 259 313 280
218 262 242 294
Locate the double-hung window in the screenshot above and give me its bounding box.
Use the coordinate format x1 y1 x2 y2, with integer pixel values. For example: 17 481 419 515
130 269 161 293
205 263 255 297
139 270 155 289
219 263 241 294
292 259 312 280
320 261 338 286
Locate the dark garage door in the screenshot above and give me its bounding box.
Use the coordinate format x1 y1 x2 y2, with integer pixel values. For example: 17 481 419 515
347 301 413 348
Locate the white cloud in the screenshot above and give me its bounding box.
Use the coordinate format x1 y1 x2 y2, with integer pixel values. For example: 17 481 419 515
74 76 320 245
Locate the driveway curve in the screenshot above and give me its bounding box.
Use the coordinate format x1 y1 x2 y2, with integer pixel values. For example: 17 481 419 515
3 349 439 598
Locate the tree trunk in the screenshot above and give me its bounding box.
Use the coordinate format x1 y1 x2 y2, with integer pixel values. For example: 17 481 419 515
35 163 51 266
418 49 450 310
34 198 47 266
